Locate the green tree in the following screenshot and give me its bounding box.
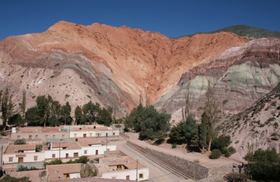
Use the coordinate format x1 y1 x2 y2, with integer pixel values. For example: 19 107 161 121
203 82 219 152
75 106 83 125
1 88 14 129
19 90 26 121
126 104 170 141
61 102 72 125
199 112 208 151
245 149 280 181
8 114 23 126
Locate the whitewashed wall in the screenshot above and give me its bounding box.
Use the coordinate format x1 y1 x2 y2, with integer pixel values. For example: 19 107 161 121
101 168 149 181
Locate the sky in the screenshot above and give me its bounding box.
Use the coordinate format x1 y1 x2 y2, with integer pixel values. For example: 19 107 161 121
0 0 280 40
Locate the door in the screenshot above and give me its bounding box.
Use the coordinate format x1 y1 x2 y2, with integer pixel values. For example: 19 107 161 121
18 157 24 163
83 134 87 138
95 150 98 155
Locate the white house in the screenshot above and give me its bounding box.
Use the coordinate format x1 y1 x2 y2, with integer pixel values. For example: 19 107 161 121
11 125 120 142
95 151 149 181
2 143 45 164
3 138 117 165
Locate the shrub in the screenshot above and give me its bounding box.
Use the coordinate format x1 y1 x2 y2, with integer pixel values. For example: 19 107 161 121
245 149 280 181
14 139 26 145
67 156 89 164
35 144 43 152
212 135 231 151
224 173 248 182
17 165 38 172
44 159 62 166
172 143 177 149
209 149 222 159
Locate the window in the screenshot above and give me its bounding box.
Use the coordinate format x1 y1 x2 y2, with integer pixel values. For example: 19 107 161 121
74 153 79 157
95 150 98 155
139 173 144 179
52 154 56 158
113 132 115 136
126 175 130 180
97 133 100 137
84 150 87 154
9 157 13 162
66 153 69 158
34 156 38 161
83 134 87 138
106 133 108 137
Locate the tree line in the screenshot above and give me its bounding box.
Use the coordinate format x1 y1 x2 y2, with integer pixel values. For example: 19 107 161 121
0 89 113 129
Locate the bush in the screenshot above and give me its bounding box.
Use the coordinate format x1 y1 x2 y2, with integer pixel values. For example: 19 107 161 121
209 149 222 159
44 159 62 166
212 135 231 151
17 165 38 172
224 173 248 182
35 144 43 152
245 149 280 181
14 139 26 145
172 143 177 149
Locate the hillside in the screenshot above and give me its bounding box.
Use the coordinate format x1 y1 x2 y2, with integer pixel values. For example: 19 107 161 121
218 82 280 160
216 25 280 38
0 21 279 119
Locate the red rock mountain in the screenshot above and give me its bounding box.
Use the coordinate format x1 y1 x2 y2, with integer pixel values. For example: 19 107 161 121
0 21 250 115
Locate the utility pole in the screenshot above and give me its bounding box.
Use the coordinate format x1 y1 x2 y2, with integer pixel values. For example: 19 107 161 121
136 159 139 182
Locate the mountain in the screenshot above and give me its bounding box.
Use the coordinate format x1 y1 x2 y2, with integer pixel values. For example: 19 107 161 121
218 83 280 160
0 21 279 120
215 25 280 38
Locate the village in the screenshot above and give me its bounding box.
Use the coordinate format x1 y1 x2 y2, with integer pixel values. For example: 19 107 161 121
0 124 149 182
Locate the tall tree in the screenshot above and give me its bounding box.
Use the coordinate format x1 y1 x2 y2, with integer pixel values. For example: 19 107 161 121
1 88 14 129
19 90 26 120
75 106 83 125
61 102 71 125
199 112 208 152
203 82 219 152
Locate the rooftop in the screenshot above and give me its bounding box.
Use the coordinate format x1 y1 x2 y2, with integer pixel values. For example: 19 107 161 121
47 163 81 181
54 177 131 182
95 152 145 174
5 143 38 154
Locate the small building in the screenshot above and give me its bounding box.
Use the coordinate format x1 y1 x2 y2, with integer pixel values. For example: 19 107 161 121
11 127 69 141
94 151 149 181
3 143 45 164
11 125 120 142
67 125 120 138
3 138 117 165
47 163 81 181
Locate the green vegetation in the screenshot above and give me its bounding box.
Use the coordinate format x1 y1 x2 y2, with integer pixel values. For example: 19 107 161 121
44 159 63 166
0 89 14 129
216 25 280 38
125 104 170 141
14 138 26 145
0 175 29 182
17 165 39 171
75 101 113 126
35 144 43 152
245 149 280 181
44 156 89 166
168 114 199 152
209 149 222 159
26 95 72 126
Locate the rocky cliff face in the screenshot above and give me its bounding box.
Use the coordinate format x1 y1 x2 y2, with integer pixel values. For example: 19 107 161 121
0 21 250 116
218 83 280 160
155 38 280 123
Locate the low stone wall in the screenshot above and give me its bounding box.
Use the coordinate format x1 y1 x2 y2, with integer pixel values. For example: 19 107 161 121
128 141 209 180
